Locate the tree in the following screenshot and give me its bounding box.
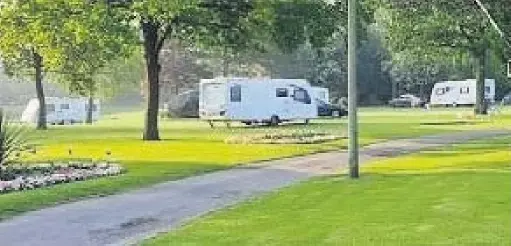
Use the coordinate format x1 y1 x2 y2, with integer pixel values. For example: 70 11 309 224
190 1 261 77
377 0 511 114
52 2 135 124
0 0 132 128
105 0 261 140
159 40 214 102
0 1 53 130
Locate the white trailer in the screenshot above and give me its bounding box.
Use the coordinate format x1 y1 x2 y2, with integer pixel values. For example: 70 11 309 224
429 79 495 106
21 97 100 125
199 78 318 125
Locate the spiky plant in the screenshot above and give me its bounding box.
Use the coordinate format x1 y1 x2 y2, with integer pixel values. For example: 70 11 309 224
0 109 28 166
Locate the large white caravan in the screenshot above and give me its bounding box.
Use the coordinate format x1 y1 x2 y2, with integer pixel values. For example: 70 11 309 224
199 78 318 125
21 97 100 125
429 79 495 106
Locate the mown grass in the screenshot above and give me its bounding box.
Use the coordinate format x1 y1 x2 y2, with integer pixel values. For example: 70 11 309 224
0 107 510 221
145 136 511 246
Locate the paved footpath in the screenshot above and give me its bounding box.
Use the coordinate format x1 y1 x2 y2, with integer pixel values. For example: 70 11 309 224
0 130 509 246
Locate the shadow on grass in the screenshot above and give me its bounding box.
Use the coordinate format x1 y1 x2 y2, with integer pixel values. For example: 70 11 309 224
419 121 477 126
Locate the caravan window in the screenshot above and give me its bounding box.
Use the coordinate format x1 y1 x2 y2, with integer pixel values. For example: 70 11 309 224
230 85 241 102
293 88 311 104
61 104 70 110
276 88 288 98
460 87 470 94
485 86 491 93
46 104 55 113
435 88 445 95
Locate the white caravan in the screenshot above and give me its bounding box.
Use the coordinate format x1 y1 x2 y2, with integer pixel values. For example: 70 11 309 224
199 78 318 125
429 79 495 106
312 87 330 103
21 97 100 125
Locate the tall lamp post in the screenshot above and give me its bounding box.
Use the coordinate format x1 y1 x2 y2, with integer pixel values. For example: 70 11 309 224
348 0 359 178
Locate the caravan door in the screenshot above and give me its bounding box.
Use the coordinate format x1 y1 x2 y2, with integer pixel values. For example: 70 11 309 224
289 85 315 119
45 100 58 124
457 81 473 105
200 81 227 119
275 86 293 119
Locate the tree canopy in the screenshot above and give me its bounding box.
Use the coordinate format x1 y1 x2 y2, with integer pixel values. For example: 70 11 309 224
376 0 511 113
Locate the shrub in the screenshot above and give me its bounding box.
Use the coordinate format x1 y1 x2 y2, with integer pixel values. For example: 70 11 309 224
225 129 345 144
0 161 125 193
0 109 28 166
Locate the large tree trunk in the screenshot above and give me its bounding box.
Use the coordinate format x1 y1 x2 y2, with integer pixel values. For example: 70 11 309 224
142 21 161 141
392 81 399 99
86 95 94 124
473 49 488 115
222 46 230 77
419 82 424 100
34 52 47 130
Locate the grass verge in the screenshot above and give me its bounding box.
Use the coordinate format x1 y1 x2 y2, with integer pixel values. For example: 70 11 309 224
145 136 511 246
0 108 509 220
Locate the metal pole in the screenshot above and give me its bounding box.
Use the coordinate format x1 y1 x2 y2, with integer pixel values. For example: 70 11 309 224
348 0 359 178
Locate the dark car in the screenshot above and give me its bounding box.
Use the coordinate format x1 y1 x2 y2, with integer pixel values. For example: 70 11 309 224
388 94 425 108
317 99 348 117
163 90 199 118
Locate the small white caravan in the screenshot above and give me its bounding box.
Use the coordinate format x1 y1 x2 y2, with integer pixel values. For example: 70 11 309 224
429 79 495 106
21 97 100 125
199 78 318 125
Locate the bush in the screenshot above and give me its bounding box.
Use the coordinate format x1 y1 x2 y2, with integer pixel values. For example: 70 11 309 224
0 161 125 193
0 109 28 166
225 130 345 144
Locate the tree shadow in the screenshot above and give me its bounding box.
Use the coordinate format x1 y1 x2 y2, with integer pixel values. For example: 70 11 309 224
419 121 477 126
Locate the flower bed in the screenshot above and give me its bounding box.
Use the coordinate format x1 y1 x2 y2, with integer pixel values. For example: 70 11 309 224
0 162 125 194
225 130 345 144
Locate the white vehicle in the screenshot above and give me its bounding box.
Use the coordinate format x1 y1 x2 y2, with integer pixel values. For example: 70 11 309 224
429 79 495 106
312 87 330 103
21 97 100 125
199 78 318 125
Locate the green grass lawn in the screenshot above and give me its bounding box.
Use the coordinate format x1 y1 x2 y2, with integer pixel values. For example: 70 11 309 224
0 107 510 221
145 136 511 246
